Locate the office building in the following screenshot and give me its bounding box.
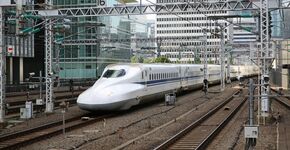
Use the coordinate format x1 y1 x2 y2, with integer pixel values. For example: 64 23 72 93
54 0 132 79
156 0 230 64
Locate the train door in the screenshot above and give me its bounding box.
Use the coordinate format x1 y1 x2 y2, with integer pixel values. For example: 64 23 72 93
143 68 149 91
179 67 182 85
181 67 189 88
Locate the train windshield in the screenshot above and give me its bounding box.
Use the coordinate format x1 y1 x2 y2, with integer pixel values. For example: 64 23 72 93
102 69 126 78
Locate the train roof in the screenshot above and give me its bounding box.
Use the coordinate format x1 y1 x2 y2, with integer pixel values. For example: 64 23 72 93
106 63 258 69
107 63 210 68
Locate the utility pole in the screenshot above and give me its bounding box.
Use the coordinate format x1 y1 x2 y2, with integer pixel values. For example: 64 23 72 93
194 47 198 64
227 20 233 84
16 0 23 83
156 37 161 58
220 27 225 91
55 43 60 87
245 79 258 150
0 6 6 123
202 30 208 95
45 0 54 113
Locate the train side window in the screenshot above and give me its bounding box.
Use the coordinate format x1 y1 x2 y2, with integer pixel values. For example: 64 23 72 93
142 72 144 79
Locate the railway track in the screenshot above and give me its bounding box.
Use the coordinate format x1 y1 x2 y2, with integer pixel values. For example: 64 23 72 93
7 97 78 115
271 88 290 150
154 90 246 150
6 88 79 97
5 89 87 115
0 113 114 150
271 88 290 109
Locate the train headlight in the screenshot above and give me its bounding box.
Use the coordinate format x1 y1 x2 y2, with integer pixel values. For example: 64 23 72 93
106 91 113 96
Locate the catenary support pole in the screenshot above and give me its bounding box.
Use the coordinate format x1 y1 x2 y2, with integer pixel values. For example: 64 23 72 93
45 0 54 113
0 6 6 123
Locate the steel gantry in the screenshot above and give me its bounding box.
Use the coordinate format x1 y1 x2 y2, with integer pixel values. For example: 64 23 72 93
30 1 258 17
60 37 206 45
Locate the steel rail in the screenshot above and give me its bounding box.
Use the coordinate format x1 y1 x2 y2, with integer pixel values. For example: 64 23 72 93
0 113 113 150
5 90 84 116
271 88 290 109
5 87 86 98
154 90 244 150
195 97 247 149
7 97 77 115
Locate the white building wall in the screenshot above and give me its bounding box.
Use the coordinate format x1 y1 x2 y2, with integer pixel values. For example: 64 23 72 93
156 0 229 63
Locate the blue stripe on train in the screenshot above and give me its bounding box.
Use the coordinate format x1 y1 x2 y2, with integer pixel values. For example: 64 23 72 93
134 73 221 86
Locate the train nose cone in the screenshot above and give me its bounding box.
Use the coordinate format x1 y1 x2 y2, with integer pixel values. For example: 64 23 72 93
77 88 98 110
77 88 115 111
77 87 128 111
77 88 97 104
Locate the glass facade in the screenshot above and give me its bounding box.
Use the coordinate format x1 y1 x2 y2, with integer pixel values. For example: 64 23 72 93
53 0 131 79
271 10 282 38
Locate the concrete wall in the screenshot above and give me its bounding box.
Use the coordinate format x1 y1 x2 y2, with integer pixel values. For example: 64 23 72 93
271 40 290 89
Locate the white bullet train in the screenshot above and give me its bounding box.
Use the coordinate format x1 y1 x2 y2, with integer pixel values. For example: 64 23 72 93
77 63 259 111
